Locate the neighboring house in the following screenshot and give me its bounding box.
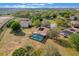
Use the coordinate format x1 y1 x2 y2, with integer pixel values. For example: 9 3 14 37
71 21 79 32
60 30 73 37
0 16 14 30
41 19 57 28
71 21 79 28
69 16 77 20
19 18 32 28
41 19 50 28
50 23 57 29
73 22 79 28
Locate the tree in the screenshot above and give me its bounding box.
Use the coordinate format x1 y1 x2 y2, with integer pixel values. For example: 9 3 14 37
50 13 57 19
55 19 65 26
12 48 26 56
69 33 79 51
45 45 61 56
7 19 15 28
59 10 71 17
32 15 43 23
12 46 34 56
48 28 59 39
32 20 41 27
11 21 21 31
41 12 50 19
55 19 69 28
25 46 34 56
14 11 30 18
64 14 70 18
41 19 50 28
32 48 44 56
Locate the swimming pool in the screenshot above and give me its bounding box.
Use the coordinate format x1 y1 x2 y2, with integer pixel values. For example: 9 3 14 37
31 34 44 42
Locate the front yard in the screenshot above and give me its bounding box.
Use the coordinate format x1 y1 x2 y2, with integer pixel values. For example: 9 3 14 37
0 28 79 56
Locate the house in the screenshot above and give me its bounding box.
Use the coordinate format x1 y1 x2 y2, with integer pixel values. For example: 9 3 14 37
50 23 57 29
33 27 48 36
73 22 79 28
71 21 79 32
19 18 32 28
31 27 48 42
41 19 50 28
60 30 73 37
71 21 79 28
69 16 77 20
41 19 57 28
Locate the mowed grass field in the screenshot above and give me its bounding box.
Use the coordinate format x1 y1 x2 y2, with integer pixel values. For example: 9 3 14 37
0 28 79 56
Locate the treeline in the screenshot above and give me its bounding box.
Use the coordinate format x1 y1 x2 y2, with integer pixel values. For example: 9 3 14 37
13 9 79 19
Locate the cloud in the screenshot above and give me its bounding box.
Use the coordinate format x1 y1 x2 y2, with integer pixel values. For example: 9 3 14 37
0 3 78 8
0 3 46 8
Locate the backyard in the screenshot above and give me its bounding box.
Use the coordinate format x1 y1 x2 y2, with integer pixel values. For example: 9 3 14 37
0 28 79 56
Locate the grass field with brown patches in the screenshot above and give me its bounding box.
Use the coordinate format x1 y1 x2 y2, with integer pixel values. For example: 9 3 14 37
0 28 79 56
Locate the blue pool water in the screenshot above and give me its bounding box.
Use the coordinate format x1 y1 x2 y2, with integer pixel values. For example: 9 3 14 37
31 34 44 42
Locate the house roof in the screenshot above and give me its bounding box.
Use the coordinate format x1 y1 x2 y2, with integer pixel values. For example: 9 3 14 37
19 18 32 28
33 27 48 36
72 21 79 28
0 16 14 29
60 30 72 36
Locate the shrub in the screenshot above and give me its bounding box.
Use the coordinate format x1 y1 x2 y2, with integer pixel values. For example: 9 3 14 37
7 19 15 28
55 19 65 26
12 48 26 56
55 39 72 48
11 21 21 31
45 45 61 56
12 45 61 56
7 18 21 32
41 19 50 28
69 33 79 51
48 28 59 39
32 48 44 56
50 13 57 18
25 45 34 56
32 20 41 27
12 46 34 56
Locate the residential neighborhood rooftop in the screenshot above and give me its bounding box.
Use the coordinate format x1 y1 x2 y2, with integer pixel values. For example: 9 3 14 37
19 18 32 28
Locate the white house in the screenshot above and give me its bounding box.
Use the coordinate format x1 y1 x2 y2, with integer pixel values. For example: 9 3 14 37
50 23 57 29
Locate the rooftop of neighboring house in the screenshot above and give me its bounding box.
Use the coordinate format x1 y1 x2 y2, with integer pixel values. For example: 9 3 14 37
60 29 73 37
0 16 14 29
71 21 79 28
19 18 32 28
69 15 77 20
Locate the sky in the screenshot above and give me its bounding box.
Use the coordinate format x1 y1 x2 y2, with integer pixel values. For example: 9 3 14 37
0 3 79 8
